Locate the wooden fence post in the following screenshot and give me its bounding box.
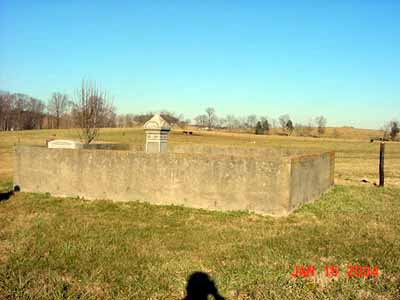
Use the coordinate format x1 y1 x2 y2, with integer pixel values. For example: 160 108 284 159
379 142 385 187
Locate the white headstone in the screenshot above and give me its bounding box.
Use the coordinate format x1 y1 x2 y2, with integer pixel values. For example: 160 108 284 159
144 114 171 153
48 139 83 149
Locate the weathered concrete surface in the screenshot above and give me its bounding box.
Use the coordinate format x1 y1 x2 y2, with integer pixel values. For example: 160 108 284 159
13 145 335 216
288 152 335 212
172 144 300 157
83 143 141 151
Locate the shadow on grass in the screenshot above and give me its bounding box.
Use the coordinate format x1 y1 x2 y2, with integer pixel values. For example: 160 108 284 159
0 185 19 202
183 272 225 300
0 190 14 201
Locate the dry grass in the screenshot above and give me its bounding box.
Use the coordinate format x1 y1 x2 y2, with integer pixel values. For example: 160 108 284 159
0 127 399 299
0 186 399 299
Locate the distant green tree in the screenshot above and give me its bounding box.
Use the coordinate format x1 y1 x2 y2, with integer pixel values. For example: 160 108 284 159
390 121 399 141
262 119 270 134
255 121 264 135
286 120 294 135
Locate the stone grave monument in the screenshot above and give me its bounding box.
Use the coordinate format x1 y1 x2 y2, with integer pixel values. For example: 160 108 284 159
144 114 171 153
48 139 83 149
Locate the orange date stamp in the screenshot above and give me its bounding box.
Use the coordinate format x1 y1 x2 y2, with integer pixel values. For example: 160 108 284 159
291 265 379 278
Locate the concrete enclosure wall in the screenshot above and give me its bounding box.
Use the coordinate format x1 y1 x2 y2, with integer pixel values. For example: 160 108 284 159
13 145 334 216
172 144 303 157
288 152 335 212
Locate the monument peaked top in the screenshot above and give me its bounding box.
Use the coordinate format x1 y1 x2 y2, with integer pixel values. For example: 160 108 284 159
144 114 171 130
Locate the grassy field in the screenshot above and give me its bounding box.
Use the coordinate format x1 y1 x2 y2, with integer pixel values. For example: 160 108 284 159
1 128 400 299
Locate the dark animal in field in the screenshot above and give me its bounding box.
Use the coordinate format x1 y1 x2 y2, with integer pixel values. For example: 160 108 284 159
370 137 389 142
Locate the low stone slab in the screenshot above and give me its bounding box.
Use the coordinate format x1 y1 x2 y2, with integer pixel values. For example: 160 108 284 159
48 139 83 149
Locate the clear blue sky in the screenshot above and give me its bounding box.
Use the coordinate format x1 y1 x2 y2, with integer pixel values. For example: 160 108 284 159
0 0 399 129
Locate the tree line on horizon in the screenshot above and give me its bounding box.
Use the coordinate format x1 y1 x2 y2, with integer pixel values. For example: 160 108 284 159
0 81 399 143
0 91 327 136
0 90 187 132
193 108 330 137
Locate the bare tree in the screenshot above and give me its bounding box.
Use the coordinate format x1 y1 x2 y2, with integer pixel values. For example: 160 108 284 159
159 110 186 127
0 92 53 130
271 118 278 129
278 114 290 130
216 117 227 128
194 114 208 127
294 123 304 136
294 123 312 137
246 115 257 128
205 107 217 130
305 122 313 136
48 93 70 129
27 97 46 129
332 128 340 138
0 93 12 131
225 114 237 129
237 116 247 129
315 115 327 135
73 80 115 144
